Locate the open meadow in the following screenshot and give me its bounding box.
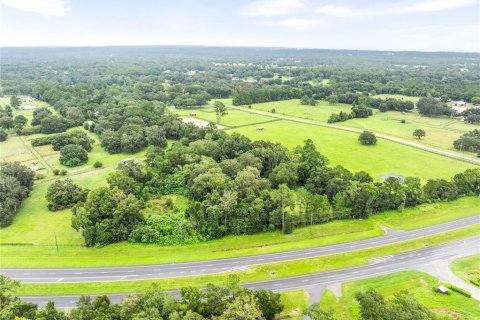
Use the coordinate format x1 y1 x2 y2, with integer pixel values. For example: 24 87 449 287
215 97 479 152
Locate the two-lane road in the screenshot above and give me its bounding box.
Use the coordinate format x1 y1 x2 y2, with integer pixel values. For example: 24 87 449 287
2 215 479 283
20 236 480 308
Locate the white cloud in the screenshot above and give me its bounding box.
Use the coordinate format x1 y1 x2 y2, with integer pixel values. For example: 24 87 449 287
258 18 323 28
0 0 69 17
316 0 477 17
316 4 351 16
243 0 307 17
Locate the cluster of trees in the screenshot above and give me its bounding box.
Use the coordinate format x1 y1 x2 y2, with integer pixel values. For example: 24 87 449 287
328 104 373 123
0 104 29 140
306 288 438 320
300 95 317 106
1 274 284 320
453 129 480 154
366 97 415 112
67 125 480 247
232 86 302 105
0 162 35 226
24 107 78 135
417 97 452 117
461 107 480 124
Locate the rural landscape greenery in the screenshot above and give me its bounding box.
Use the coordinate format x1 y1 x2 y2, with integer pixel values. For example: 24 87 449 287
0 45 479 319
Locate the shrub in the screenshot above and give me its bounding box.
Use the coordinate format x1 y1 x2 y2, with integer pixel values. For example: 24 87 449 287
0 128 7 142
53 169 60 175
60 170 67 176
31 135 56 147
359 131 377 145
59 144 88 167
401 119 406 123
35 173 46 180
446 284 472 298
93 161 103 168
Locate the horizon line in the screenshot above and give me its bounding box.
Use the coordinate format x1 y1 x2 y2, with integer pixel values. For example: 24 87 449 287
1 44 479 54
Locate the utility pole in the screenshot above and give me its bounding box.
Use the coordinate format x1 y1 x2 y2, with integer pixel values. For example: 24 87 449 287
54 232 59 253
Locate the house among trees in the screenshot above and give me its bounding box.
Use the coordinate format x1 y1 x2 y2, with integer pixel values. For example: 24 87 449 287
452 100 466 107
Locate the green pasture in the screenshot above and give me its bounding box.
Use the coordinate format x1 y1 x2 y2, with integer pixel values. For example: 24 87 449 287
343 109 477 151
228 120 476 180
319 270 480 319
224 99 352 123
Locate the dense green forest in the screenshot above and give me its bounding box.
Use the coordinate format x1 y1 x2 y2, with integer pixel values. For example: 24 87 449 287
1 47 480 243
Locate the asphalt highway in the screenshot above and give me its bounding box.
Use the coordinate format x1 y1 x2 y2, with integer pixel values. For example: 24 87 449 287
3 215 479 283
20 236 480 308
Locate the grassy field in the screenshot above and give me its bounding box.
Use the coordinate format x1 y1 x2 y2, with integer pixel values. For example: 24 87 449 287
280 290 309 319
1 194 477 268
214 98 478 152
14 225 479 295
318 271 480 319
217 99 352 123
228 119 476 180
451 255 480 287
343 109 476 151
372 197 480 230
371 94 421 102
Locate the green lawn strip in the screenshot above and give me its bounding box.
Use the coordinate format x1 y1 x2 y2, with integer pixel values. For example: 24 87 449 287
15 225 478 296
319 270 480 320
1 196 478 268
279 290 309 320
0 219 382 268
372 197 480 230
450 254 480 287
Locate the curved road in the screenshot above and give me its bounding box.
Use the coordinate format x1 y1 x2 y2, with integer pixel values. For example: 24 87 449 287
20 236 480 308
226 105 480 165
3 215 479 283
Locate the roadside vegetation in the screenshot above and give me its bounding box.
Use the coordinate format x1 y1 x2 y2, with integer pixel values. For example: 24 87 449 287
317 271 480 319
14 224 479 295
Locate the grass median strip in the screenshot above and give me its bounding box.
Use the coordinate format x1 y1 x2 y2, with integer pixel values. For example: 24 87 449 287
15 224 479 296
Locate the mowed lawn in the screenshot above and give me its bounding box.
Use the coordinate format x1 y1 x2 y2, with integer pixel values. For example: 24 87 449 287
451 255 480 287
318 271 480 319
228 120 476 180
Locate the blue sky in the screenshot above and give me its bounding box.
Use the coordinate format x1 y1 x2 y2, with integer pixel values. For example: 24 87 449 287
1 0 479 52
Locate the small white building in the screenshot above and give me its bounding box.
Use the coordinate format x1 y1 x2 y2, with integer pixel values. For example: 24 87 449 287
452 100 466 107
